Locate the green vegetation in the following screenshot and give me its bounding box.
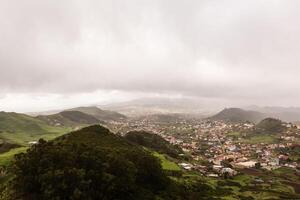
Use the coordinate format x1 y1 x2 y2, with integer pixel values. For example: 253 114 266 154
0 143 21 154
227 132 241 137
0 125 235 200
255 118 286 134
0 112 51 134
276 145 300 162
2 126 170 200
125 130 184 158
0 128 70 146
0 111 71 146
241 118 286 144
232 168 300 199
241 135 279 144
210 108 265 123
37 111 102 127
152 152 180 171
0 147 27 167
0 123 298 200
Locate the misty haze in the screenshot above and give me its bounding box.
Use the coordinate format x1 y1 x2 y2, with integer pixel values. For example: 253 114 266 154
0 1 299 200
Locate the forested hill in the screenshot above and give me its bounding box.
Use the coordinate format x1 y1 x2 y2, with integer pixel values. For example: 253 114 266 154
210 108 266 123
254 118 287 134
1 125 220 200
125 130 183 158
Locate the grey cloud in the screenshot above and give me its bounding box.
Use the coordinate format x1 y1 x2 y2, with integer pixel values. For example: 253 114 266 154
1 0 300 105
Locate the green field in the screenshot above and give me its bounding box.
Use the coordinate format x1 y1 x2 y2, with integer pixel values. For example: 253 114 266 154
227 132 241 137
152 152 181 171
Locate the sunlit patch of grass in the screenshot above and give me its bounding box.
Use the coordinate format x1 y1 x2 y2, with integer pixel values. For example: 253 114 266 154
152 152 181 171
0 147 28 167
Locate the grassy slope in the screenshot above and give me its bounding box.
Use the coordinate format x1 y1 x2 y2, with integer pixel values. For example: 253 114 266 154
0 147 28 167
227 131 279 145
37 111 101 128
152 152 180 171
0 126 71 168
0 127 70 146
0 112 48 134
0 112 72 145
210 108 265 123
0 112 74 168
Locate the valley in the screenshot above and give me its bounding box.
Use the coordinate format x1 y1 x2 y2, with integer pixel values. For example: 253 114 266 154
0 106 299 199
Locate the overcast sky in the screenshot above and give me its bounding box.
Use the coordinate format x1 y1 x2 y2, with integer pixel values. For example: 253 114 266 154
1 0 300 112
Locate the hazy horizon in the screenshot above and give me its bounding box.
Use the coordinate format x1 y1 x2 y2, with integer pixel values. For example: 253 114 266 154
1 0 300 112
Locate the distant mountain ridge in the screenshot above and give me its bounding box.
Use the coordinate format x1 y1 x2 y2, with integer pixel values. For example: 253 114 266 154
0 106 126 145
68 106 126 121
210 108 266 123
102 97 216 117
245 105 300 122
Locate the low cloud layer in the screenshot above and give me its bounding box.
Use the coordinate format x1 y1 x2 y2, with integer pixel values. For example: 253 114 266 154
1 0 300 111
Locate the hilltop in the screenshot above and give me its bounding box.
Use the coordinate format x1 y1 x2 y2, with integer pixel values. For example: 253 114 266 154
68 106 126 121
254 118 287 134
1 125 169 199
210 108 266 123
37 110 102 127
1 125 219 200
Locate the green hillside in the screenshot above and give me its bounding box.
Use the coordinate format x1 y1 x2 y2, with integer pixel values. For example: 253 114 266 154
242 118 286 144
255 118 286 134
210 108 266 123
0 112 70 145
0 112 48 134
1 125 171 200
125 130 184 158
37 111 102 127
68 106 126 121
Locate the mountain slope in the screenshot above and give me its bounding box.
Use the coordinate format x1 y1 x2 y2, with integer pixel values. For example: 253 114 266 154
210 108 266 123
125 131 184 158
246 106 300 122
255 118 286 134
68 106 126 121
0 112 69 145
0 112 49 134
37 110 102 127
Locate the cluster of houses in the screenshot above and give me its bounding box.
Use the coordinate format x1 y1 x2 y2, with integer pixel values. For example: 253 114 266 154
110 117 300 177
